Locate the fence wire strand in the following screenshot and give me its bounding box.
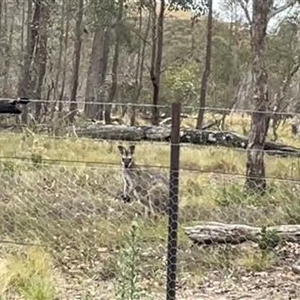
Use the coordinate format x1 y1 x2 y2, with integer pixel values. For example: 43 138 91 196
2 97 300 117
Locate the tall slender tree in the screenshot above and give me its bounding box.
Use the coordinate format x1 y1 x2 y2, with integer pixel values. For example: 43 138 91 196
69 0 84 122
150 0 165 126
245 0 270 193
18 0 33 124
105 0 124 124
196 0 213 129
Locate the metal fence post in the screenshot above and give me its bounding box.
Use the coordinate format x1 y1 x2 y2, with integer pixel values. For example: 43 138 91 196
166 102 181 300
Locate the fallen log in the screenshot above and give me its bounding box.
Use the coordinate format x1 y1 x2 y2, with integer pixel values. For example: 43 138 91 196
74 124 300 158
184 222 300 246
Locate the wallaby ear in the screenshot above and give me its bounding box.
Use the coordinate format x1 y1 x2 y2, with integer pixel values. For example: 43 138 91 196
129 145 135 155
117 145 125 155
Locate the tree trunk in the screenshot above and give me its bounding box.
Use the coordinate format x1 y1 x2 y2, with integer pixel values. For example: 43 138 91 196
84 22 103 118
18 0 33 124
245 0 270 194
2 5 14 97
99 25 111 86
196 0 213 130
35 0 50 121
59 0 70 112
69 0 84 123
150 4 157 124
106 0 124 124
53 0 65 101
29 0 42 100
150 0 165 126
95 23 111 120
130 8 151 126
0 0 2 41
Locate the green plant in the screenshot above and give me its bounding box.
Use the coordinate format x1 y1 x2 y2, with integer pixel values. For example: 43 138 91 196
258 227 280 252
115 221 149 300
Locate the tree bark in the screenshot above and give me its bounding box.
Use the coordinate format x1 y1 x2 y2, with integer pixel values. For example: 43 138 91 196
69 0 84 123
196 0 213 130
0 0 2 41
130 8 151 126
84 22 103 119
105 0 124 124
29 0 42 101
2 5 15 97
94 23 111 120
245 0 270 194
34 0 50 121
53 0 65 101
59 0 70 112
150 0 165 126
18 0 33 124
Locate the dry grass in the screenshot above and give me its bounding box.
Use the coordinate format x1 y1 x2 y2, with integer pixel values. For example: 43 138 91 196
0 113 299 298
0 246 58 299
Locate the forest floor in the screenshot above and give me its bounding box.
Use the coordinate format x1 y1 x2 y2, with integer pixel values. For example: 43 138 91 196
56 262 300 299
54 240 300 299
0 114 299 299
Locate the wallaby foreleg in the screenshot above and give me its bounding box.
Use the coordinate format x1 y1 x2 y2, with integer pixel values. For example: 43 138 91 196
122 177 135 202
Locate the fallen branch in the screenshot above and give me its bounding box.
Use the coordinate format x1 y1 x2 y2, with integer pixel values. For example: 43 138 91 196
74 124 300 158
184 222 300 246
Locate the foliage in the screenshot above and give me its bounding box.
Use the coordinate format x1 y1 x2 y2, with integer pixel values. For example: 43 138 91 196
168 0 208 18
164 64 199 104
2 0 300 114
258 227 281 251
115 221 149 300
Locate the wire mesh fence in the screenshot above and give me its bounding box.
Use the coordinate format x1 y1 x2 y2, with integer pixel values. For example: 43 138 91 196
1 101 300 299
1 156 300 299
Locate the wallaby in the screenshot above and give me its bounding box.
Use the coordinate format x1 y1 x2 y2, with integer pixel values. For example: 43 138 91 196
117 145 169 217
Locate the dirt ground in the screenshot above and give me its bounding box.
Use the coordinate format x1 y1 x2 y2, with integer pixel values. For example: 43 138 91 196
55 242 300 300
177 268 300 300
58 265 300 300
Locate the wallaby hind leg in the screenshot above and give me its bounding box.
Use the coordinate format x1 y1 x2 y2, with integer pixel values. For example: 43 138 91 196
143 205 150 218
148 197 155 216
144 206 158 220
142 197 155 218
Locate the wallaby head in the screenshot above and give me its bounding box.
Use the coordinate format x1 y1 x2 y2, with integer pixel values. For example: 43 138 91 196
117 145 135 169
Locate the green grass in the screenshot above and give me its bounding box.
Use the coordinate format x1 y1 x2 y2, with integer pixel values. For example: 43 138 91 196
0 113 298 298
